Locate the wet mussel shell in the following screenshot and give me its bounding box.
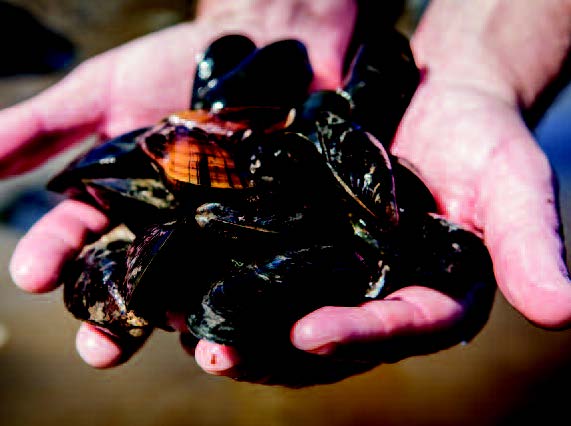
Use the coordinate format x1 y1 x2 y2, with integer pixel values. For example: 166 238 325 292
47 128 157 197
192 34 257 110
188 244 370 346
62 225 152 341
343 28 421 145
192 36 313 111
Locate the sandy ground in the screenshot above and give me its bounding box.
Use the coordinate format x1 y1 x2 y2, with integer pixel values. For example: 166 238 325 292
1 1 571 425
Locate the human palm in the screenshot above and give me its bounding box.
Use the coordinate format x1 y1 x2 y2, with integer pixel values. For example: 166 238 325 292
393 79 571 328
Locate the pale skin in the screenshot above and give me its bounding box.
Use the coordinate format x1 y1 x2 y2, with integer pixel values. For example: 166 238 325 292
5 0 571 381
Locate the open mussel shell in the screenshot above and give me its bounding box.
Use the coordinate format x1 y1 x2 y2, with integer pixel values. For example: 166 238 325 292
62 225 152 341
192 34 257 110
342 28 420 145
193 39 313 110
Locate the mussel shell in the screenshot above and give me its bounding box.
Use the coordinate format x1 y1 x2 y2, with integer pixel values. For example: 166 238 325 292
314 112 399 231
292 90 353 134
62 225 152 340
187 244 369 346
355 211 495 300
138 109 296 199
392 212 495 298
123 218 263 327
343 29 420 145
48 128 157 197
123 220 188 325
83 177 177 231
391 158 437 214
193 39 313 110
192 34 257 110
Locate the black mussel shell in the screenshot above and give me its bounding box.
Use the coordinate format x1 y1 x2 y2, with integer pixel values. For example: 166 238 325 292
343 29 420 146
393 212 495 298
236 131 325 189
314 113 399 230
47 128 158 199
83 177 178 231
187 244 369 346
233 131 351 240
195 201 290 246
391 158 437 214
291 90 353 135
356 211 495 300
124 218 261 327
123 220 194 326
192 34 257 110
62 225 152 340
193 39 313 110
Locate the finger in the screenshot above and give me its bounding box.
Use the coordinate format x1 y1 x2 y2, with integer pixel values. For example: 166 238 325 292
0 54 112 177
481 136 571 328
193 339 241 376
76 322 149 368
9 199 109 293
75 323 123 368
291 286 464 354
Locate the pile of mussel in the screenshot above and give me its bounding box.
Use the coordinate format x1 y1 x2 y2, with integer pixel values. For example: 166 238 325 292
48 31 494 361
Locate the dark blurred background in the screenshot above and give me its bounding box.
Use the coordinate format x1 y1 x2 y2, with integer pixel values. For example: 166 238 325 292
1 1 571 425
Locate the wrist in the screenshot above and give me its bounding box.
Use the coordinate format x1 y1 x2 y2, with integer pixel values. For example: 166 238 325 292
411 0 571 110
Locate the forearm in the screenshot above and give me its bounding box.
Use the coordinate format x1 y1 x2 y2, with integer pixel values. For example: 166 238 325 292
412 0 571 108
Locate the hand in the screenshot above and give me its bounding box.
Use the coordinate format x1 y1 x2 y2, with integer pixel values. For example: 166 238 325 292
7 0 357 369
189 1 571 385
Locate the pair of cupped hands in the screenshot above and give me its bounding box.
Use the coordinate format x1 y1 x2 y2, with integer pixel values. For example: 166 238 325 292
3 4 570 385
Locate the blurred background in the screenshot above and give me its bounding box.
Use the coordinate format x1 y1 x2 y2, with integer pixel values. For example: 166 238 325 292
1 1 571 425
